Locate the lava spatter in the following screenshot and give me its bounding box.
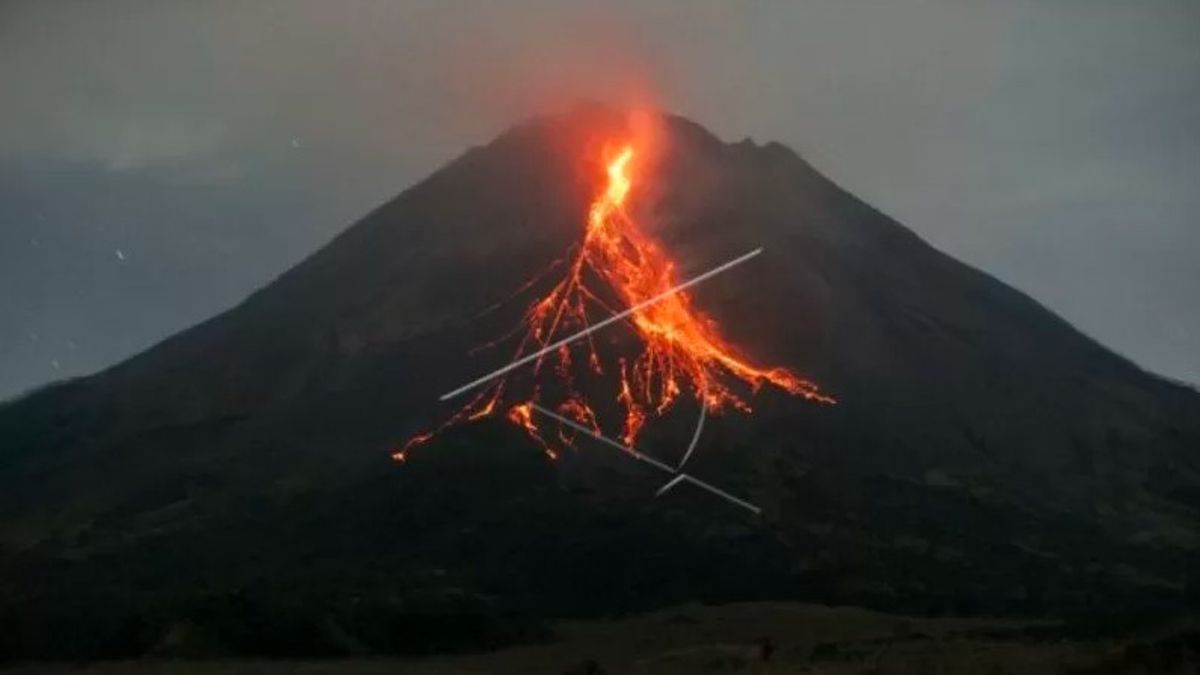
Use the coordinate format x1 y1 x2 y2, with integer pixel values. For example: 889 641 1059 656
401 139 832 462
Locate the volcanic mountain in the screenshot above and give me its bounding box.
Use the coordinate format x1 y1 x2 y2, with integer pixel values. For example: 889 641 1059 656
2 105 1198 658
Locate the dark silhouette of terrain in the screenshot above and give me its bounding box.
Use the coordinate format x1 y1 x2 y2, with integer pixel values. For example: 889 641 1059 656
1 105 1197 659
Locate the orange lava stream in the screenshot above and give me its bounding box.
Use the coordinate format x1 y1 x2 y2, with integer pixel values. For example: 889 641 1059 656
396 142 832 463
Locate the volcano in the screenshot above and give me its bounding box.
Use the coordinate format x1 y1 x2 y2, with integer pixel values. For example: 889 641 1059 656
2 105 1198 658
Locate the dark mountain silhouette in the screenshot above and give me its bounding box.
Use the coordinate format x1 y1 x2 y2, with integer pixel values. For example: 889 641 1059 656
2 105 1198 659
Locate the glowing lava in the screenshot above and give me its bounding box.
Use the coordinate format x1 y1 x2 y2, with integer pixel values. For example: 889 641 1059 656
401 139 833 461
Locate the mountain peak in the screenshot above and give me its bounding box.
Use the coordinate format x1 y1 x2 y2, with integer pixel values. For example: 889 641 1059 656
2 109 1198 657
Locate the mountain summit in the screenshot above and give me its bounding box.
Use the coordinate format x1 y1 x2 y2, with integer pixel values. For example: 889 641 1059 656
2 106 1197 658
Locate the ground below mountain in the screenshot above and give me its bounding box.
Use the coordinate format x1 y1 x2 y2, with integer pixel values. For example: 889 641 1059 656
6 601 1200 674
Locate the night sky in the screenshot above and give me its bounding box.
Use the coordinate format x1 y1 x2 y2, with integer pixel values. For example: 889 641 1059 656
2 1 1198 400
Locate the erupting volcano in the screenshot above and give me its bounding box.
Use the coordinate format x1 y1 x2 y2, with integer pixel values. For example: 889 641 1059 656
5 107 1199 655
399 138 833 464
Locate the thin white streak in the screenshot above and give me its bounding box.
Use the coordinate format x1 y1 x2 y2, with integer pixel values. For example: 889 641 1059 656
439 248 764 402
677 386 707 471
654 473 688 497
530 403 674 473
677 475 761 514
530 403 761 515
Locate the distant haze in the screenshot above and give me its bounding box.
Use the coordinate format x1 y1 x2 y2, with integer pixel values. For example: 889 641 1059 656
2 0 1198 399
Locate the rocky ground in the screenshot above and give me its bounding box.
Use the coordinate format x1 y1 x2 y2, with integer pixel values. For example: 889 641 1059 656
7 601 1199 674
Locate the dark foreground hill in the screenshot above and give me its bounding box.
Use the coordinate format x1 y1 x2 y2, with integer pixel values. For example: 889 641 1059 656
1 105 1198 659
8 601 1200 674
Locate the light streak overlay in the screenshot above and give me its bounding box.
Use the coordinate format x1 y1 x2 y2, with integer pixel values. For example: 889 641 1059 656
677 382 707 470
439 247 764 402
530 403 761 514
398 140 832 515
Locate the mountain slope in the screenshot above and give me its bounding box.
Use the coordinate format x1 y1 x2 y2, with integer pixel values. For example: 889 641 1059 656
1 105 1197 658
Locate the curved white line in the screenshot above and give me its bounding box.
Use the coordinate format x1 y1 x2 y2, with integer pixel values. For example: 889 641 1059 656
676 386 707 471
529 403 760 514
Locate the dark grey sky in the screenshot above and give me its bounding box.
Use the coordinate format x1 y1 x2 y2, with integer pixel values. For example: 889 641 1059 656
2 0 1198 400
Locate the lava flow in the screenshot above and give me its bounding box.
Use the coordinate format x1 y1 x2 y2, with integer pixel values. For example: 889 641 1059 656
396 140 833 463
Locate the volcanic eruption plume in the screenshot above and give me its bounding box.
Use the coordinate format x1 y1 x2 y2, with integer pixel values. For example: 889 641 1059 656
397 136 833 464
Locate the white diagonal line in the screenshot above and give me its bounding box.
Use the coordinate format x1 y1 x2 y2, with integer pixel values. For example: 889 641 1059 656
530 403 675 473
439 247 764 402
530 403 761 515
654 473 688 497
674 474 762 514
